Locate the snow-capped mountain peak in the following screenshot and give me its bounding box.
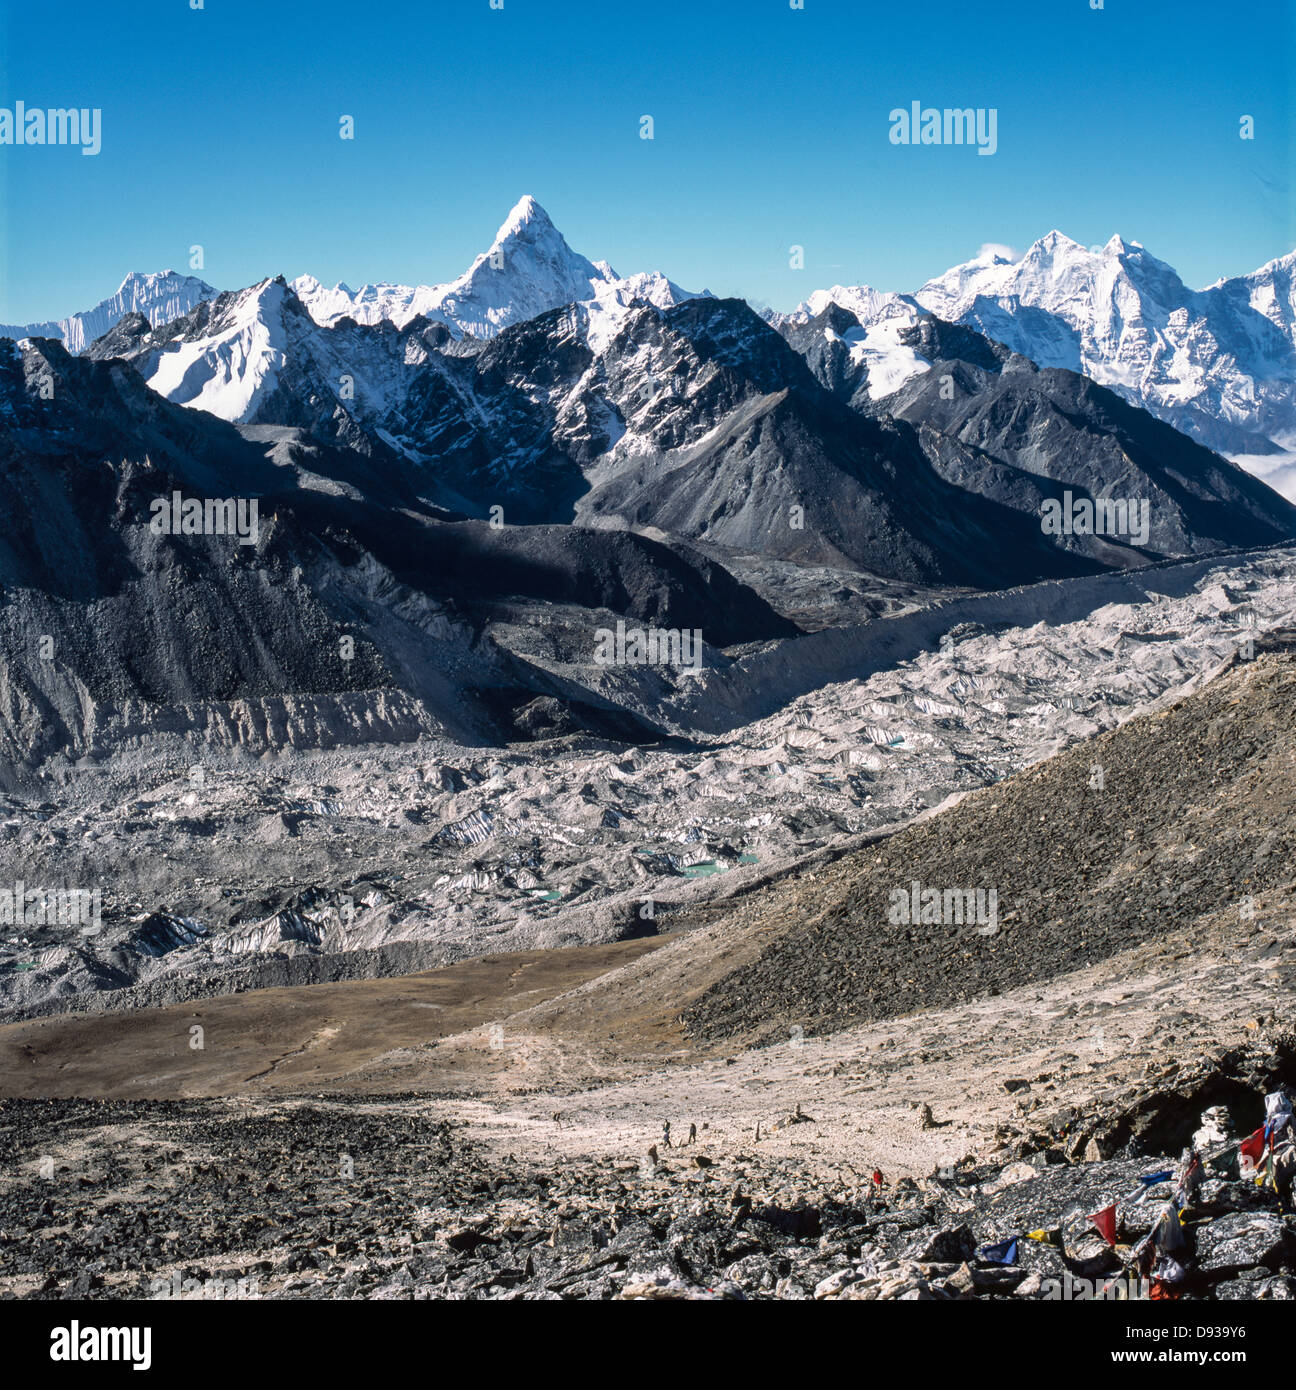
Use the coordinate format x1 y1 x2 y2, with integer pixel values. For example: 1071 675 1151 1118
770 227 1295 469
1206 248 1296 354
921 228 1199 318
908 231 1296 455
491 192 558 247
1207 246 1296 294
288 195 704 341
431 194 610 337
22 203 1294 479
134 276 299 424
1032 228 1083 256
783 284 911 327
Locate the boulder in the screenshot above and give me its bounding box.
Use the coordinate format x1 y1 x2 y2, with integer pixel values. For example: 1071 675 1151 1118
1194 1213 1296 1275
903 1223 976 1263
1215 1274 1296 1300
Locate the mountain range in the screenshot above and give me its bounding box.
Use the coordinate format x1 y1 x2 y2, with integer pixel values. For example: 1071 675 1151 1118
6 175 1296 1320
291 194 703 340
790 231 1296 461
3 200 1291 575
0 269 216 355
1 195 1294 769
8 195 1295 480
75 273 1294 578
61 197 1293 573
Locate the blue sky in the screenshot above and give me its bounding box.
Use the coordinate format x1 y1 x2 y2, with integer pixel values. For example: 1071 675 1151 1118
1 0 1292 322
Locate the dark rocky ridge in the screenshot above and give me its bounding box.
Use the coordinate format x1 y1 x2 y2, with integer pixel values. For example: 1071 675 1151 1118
880 334 1296 559
0 339 793 765
778 306 1296 565
85 283 1296 584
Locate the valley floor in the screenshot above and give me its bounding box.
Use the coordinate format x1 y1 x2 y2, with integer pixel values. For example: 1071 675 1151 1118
2 568 1294 1302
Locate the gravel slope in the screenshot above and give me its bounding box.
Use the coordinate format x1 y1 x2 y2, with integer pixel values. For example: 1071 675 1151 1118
685 647 1296 1041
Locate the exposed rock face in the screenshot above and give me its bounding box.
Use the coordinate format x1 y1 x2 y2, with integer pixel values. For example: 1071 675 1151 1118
879 330 1295 561
83 277 1296 580
1195 1214 1295 1275
84 285 1082 580
0 336 793 770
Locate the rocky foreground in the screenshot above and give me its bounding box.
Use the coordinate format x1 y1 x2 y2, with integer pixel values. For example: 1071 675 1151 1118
1 1038 1292 1302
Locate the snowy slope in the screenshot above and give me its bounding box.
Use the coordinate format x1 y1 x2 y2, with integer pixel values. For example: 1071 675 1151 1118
22 205 1293 482
426 194 611 337
1205 250 1296 369
778 233 1296 473
119 275 450 441
101 199 711 467
285 276 421 330
141 278 293 423
0 270 216 353
779 284 912 329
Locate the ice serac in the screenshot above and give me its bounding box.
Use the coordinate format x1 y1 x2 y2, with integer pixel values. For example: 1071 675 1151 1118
0 270 216 353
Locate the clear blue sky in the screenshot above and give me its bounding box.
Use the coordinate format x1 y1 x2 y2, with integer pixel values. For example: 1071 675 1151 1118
1 0 1292 322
